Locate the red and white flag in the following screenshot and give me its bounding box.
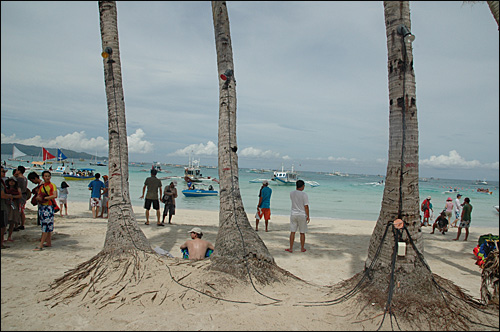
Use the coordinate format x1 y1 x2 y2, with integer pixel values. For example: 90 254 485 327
42 147 56 161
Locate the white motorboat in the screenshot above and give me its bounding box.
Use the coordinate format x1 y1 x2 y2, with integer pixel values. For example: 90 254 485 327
272 164 298 185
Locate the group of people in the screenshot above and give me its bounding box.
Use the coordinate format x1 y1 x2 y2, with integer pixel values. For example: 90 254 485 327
140 168 178 226
424 194 473 241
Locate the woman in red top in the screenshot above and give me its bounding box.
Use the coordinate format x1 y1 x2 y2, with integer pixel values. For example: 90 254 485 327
34 171 57 251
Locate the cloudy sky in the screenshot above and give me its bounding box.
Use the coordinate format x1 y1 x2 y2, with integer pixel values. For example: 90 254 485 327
1 1 498 181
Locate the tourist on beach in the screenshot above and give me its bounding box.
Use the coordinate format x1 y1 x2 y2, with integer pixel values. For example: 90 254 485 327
34 170 57 251
430 210 449 235
161 181 177 225
14 166 30 230
1 168 11 249
454 197 473 242
444 197 454 224
99 175 108 218
255 179 272 232
180 227 214 260
5 177 22 243
286 179 310 253
450 194 462 228
140 169 162 226
420 196 433 227
88 173 105 219
27 171 43 226
58 181 69 217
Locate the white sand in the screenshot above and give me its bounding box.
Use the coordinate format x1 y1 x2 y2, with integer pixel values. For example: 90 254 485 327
1 201 497 330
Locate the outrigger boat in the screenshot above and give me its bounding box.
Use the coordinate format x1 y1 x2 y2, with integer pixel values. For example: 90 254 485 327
63 168 95 180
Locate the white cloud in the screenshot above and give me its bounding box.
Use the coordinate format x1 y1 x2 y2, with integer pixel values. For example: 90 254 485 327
327 156 358 162
1 129 154 154
170 141 218 156
127 129 154 154
240 147 280 159
420 150 482 169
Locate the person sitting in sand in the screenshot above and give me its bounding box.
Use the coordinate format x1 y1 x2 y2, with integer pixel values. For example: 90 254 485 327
430 210 448 235
180 227 214 260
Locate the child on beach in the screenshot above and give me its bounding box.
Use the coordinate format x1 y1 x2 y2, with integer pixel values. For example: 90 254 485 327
58 181 69 216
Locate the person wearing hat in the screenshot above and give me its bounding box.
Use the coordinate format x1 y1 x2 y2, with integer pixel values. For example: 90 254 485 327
420 196 433 227
450 193 463 228
161 181 177 225
180 227 214 260
255 179 272 232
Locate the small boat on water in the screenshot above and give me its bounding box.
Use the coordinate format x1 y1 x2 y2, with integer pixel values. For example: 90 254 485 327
272 164 298 185
182 188 218 197
63 168 95 180
477 188 492 194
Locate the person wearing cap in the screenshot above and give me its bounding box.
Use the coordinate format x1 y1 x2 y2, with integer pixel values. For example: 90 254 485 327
140 169 162 226
454 197 473 241
444 197 454 224
450 194 463 228
255 179 272 232
420 196 433 227
180 227 214 260
161 181 177 225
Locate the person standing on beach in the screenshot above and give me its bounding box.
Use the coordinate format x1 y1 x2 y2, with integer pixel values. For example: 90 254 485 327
27 172 43 226
444 197 454 224
161 181 177 225
420 196 433 227
99 175 109 218
14 166 30 230
286 180 310 253
34 170 57 251
1 168 11 249
255 180 272 232
450 193 462 228
88 173 105 219
140 169 162 226
5 177 22 243
58 181 69 217
454 197 473 242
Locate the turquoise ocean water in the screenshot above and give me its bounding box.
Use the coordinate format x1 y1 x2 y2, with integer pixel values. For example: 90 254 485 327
3 156 499 229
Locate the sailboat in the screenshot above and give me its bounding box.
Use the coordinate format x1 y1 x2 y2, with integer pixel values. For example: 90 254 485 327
8 145 28 162
51 149 70 176
89 152 107 166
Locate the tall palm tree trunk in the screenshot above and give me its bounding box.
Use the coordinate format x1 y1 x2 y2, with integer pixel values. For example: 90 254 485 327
210 1 278 283
366 1 421 273
99 0 151 253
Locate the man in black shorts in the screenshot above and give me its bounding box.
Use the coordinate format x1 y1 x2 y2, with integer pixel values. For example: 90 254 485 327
139 169 162 226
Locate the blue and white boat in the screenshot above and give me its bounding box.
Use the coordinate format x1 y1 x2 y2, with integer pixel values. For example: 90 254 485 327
272 164 298 185
182 188 218 197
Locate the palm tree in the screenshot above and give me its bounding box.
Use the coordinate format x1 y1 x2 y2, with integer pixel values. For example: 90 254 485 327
43 1 154 306
343 2 498 328
210 1 282 283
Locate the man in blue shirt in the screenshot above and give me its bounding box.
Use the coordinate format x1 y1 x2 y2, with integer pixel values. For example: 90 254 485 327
88 173 105 219
255 180 272 232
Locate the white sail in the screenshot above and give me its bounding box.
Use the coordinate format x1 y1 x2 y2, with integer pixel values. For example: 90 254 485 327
12 145 27 159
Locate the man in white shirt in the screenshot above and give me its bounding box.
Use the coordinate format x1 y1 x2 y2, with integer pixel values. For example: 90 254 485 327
450 194 462 228
286 180 310 253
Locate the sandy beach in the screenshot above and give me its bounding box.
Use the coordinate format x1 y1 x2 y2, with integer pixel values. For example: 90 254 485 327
1 201 498 331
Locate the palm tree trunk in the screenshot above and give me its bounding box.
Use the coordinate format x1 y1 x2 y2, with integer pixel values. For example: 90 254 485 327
210 1 278 283
99 0 151 253
366 1 421 274
487 1 499 29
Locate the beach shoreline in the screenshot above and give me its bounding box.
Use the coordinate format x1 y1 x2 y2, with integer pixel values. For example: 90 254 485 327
1 201 497 330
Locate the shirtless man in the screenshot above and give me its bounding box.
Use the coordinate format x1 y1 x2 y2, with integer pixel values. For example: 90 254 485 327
180 227 214 260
